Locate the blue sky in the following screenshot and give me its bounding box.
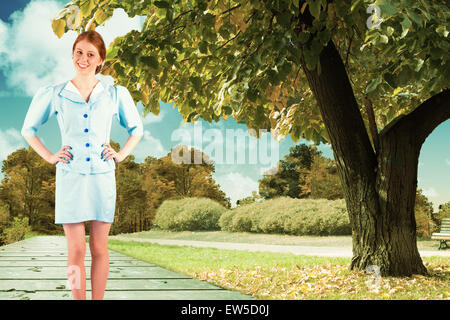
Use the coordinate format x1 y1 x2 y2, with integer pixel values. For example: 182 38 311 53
0 0 448 210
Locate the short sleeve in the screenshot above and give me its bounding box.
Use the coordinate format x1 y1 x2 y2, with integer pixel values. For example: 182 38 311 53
21 85 56 137
114 85 144 137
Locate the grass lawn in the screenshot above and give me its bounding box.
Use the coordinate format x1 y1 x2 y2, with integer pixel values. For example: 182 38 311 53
113 229 442 251
107 239 450 300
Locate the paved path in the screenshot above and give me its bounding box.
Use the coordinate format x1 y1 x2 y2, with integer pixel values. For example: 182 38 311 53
109 236 450 258
0 236 255 300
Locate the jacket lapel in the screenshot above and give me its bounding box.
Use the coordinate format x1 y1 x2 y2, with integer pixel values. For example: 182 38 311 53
58 79 108 104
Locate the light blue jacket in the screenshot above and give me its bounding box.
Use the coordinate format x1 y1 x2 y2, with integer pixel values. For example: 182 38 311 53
21 79 144 174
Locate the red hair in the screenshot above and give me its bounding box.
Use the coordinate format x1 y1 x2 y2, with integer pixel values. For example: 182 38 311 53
72 30 106 74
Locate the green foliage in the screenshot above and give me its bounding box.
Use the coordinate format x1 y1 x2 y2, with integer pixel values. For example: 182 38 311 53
0 201 10 246
219 197 351 236
436 202 450 220
414 189 438 238
154 197 227 231
259 143 343 200
0 217 32 245
236 190 262 207
1 147 60 234
0 143 230 236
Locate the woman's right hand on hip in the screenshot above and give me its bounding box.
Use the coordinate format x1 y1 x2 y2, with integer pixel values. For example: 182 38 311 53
50 145 73 165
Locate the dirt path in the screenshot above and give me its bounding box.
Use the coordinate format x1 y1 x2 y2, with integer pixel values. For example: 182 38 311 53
109 236 450 258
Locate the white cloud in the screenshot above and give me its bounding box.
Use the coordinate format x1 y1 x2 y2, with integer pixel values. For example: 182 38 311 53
446 159 450 166
422 187 439 198
131 129 165 162
0 128 27 162
142 108 165 125
213 171 259 208
0 0 145 96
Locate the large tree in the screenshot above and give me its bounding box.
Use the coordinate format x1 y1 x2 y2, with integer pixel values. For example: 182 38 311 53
52 0 449 276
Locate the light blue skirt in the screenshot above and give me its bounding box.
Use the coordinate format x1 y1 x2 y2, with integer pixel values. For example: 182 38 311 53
55 167 116 225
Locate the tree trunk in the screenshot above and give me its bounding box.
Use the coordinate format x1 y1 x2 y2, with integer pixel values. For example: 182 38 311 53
300 40 449 276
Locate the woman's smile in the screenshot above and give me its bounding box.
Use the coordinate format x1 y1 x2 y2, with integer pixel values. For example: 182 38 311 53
77 62 89 69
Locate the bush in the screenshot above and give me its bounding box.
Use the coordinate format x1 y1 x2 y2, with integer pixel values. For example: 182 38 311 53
218 196 351 236
0 217 32 245
153 197 227 231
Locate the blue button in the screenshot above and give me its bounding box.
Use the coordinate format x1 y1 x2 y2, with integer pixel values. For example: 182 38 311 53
84 128 88 132
83 114 88 118
86 157 90 161
86 143 90 147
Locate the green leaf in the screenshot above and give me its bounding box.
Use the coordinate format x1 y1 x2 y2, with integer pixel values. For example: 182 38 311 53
365 76 382 94
310 38 323 56
308 0 321 19
401 16 412 29
140 56 159 69
277 11 292 28
106 46 118 60
383 72 396 88
80 0 95 18
154 1 170 8
375 0 398 16
436 25 449 37
350 0 362 12
414 58 424 72
190 76 202 92
318 29 331 45
299 32 310 44
267 69 280 85
303 48 318 71
407 10 424 27
377 34 389 44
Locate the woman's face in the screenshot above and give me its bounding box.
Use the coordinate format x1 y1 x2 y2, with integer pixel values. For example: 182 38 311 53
72 40 103 75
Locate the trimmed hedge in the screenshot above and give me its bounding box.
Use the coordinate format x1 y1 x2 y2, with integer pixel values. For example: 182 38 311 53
154 197 227 231
219 196 351 236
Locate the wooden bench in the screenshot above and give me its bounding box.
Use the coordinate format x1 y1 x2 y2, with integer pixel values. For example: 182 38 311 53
431 218 450 250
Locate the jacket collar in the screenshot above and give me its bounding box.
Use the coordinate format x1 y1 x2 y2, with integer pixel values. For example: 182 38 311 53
58 79 107 104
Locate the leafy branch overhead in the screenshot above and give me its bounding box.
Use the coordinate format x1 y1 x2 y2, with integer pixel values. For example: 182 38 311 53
52 0 449 144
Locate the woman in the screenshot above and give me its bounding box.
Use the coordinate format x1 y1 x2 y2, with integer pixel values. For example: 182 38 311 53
21 30 143 300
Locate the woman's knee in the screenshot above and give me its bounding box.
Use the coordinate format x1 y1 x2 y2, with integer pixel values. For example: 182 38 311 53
89 240 108 258
67 243 86 259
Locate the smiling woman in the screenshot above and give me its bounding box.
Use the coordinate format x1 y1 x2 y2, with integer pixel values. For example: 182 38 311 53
20 29 143 301
72 30 106 75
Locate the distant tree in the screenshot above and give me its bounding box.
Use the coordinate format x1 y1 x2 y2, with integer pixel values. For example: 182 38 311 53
139 145 231 231
0 200 10 245
259 143 320 199
112 141 152 235
437 202 450 220
1 147 58 233
236 190 261 206
299 154 343 200
414 189 435 238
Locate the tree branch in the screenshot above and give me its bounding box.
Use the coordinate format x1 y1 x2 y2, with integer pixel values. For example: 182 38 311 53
363 97 380 155
380 89 450 147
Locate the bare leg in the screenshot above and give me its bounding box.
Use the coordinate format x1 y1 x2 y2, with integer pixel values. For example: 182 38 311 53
89 220 112 300
63 222 86 300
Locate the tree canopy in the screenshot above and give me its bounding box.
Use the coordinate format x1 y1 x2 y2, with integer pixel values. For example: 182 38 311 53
52 0 448 144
